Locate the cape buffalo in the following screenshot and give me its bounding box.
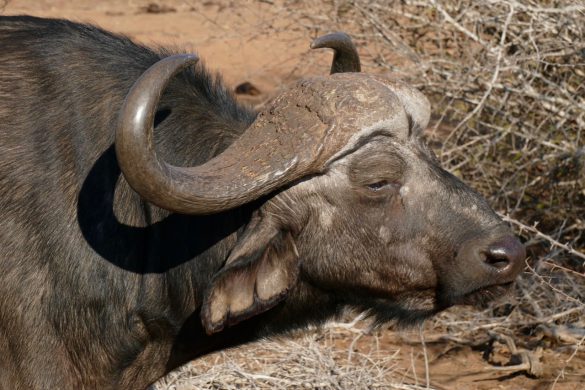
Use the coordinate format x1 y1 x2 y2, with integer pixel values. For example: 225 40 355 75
0 16 525 389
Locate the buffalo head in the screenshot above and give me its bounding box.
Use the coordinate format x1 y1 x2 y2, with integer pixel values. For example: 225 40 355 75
116 33 525 335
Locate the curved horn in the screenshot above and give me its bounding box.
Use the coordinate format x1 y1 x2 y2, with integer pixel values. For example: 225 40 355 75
311 32 361 74
117 54 405 216
116 55 326 215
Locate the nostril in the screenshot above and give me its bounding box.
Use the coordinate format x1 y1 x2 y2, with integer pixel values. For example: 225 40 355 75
483 247 511 269
483 236 526 273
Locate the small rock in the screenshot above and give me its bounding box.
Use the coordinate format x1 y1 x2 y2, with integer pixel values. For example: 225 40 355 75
235 82 261 96
139 3 177 14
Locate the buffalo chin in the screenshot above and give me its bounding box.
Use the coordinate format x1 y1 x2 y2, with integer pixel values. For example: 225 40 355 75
438 282 514 310
459 282 515 308
350 283 513 330
348 294 440 329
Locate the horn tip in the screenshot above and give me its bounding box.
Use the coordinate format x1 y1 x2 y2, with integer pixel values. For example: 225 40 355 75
309 38 322 50
310 32 354 50
167 53 200 68
182 53 200 64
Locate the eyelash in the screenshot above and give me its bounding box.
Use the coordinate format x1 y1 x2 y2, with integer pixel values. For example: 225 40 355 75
367 180 395 191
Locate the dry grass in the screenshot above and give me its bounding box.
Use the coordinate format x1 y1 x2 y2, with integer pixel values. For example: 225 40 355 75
155 316 443 390
285 0 585 377
156 328 405 389
152 0 585 387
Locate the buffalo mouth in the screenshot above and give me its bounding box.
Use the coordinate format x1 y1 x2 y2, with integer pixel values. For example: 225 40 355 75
346 280 516 327
448 281 515 309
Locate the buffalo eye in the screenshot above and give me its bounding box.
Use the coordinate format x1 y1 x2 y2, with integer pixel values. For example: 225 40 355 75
347 138 406 196
367 180 390 191
367 180 394 191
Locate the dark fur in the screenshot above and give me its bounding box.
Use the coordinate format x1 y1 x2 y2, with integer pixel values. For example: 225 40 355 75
0 16 521 389
0 16 261 389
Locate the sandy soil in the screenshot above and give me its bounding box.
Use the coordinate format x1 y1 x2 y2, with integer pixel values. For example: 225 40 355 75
3 0 330 106
2 1 583 389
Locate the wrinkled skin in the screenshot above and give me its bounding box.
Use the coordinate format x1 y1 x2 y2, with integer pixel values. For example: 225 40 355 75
281 131 513 318
199 74 524 336
229 122 519 332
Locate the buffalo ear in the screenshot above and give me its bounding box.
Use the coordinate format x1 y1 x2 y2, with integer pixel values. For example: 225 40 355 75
201 214 299 335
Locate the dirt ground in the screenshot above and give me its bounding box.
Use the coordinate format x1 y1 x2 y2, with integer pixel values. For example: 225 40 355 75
3 0 328 106
2 1 583 389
